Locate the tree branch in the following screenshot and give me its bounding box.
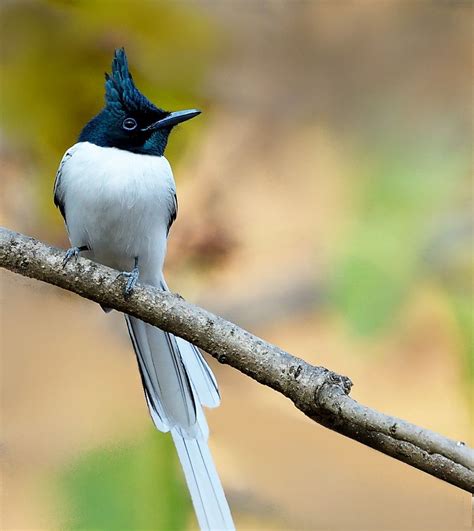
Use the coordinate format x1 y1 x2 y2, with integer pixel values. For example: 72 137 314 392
1 227 472 492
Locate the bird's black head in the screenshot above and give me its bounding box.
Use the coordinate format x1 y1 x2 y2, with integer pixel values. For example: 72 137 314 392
79 48 200 156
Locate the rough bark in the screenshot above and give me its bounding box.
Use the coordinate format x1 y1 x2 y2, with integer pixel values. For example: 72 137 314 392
0 227 472 492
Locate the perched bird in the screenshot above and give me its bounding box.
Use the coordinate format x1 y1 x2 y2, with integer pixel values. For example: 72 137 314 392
53 48 235 531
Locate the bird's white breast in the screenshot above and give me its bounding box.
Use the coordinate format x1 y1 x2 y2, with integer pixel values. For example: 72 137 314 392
58 142 176 281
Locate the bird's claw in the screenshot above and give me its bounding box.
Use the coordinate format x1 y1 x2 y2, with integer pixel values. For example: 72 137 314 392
117 266 139 298
63 246 82 267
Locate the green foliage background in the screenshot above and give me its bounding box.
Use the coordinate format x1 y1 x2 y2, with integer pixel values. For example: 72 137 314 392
60 432 191 530
1 0 217 228
330 134 472 388
332 141 467 335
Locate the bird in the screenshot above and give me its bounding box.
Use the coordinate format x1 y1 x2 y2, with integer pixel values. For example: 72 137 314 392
53 48 235 531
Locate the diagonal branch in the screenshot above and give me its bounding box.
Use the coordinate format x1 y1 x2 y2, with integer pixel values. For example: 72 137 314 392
0 226 472 492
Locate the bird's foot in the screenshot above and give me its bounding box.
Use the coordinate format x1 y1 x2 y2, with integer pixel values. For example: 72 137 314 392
62 245 88 267
117 258 139 298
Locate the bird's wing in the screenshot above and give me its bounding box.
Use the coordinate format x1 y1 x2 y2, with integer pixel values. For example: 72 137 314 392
53 145 79 224
166 192 178 235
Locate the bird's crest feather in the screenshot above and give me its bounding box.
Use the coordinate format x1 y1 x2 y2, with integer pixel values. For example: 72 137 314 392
105 48 157 114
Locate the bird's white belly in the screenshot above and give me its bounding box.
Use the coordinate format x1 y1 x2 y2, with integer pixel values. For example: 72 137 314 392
60 142 175 279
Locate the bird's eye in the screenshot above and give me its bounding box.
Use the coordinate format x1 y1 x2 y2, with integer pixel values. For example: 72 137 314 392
122 117 138 131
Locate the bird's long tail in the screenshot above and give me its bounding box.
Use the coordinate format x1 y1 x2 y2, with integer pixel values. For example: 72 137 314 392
125 308 235 531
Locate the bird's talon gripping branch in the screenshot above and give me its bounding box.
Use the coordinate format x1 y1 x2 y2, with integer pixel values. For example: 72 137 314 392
62 245 88 267
117 257 139 298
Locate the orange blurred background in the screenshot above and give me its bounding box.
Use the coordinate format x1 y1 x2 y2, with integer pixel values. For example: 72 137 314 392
1 1 472 530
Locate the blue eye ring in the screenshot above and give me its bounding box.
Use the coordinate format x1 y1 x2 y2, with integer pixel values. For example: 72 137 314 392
122 117 138 131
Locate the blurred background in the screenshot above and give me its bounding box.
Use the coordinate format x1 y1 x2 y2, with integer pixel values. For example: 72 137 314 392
1 1 472 529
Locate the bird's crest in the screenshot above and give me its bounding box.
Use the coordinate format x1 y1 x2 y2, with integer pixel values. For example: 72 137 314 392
105 48 158 114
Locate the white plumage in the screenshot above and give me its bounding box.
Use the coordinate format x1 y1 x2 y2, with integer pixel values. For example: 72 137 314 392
56 142 173 279
55 141 235 530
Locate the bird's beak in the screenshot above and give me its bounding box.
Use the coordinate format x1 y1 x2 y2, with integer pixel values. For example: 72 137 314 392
143 109 201 131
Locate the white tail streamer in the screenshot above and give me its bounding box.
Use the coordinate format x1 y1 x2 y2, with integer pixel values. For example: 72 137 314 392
125 313 235 530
